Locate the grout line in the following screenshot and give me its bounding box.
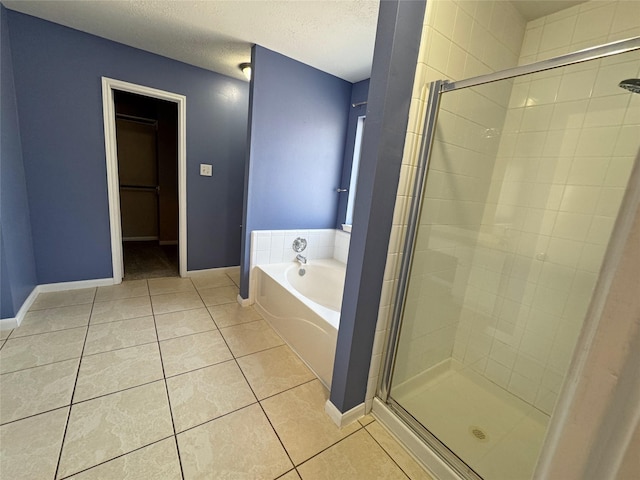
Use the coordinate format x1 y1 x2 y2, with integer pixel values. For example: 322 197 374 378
0 323 89 342
151 292 186 480
55 434 175 480
6 322 92 340
174 401 260 436
293 425 364 469
257 377 318 402
81 338 159 358
71 377 165 407
0 353 84 376
163 356 235 380
0 403 74 428
362 424 413 480
89 311 155 327
53 291 97 480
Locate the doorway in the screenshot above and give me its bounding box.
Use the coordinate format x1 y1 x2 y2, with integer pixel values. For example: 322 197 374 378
102 78 187 284
115 91 178 279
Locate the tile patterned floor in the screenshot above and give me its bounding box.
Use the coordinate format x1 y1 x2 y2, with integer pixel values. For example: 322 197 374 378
0 269 433 480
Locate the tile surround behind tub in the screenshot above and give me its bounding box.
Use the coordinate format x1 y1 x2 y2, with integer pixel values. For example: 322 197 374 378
248 228 350 302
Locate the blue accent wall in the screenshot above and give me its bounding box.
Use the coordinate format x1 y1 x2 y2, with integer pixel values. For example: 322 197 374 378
1 5 37 318
336 79 369 228
240 45 352 297
330 0 425 412
7 10 249 284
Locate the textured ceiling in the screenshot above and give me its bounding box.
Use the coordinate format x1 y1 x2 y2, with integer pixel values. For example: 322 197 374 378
3 1 589 84
3 0 380 83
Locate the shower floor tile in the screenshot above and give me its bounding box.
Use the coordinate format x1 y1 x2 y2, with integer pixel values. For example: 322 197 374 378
394 365 549 479
0 277 433 480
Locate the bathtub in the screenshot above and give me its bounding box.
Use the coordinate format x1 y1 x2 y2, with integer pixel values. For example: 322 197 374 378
254 259 346 387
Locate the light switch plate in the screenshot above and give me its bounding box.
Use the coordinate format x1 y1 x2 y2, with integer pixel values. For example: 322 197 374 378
200 164 212 176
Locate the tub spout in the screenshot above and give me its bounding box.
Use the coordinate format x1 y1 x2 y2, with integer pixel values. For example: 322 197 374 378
296 254 307 265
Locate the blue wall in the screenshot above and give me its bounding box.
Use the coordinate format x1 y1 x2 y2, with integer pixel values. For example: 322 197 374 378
7 10 249 284
336 79 369 228
1 5 37 318
330 0 425 412
240 45 352 297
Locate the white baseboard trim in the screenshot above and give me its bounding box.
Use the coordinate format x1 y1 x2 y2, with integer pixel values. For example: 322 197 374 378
237 294 251 307
372 397 460 480
159 240 178 245
186 266 240 277
2 278 116 328
0 286 39 330
325 400 365 428
38 278 115 293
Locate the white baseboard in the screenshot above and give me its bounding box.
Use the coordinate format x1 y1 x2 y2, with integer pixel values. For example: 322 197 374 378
237 294 251 307
186 266 240 277
2 277 116 328
38 278 115 293
325 399 365 428
0 286 39 330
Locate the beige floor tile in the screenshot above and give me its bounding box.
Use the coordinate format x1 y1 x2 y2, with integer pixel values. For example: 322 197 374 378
0 329 13 341
30 288 96 311
0 358 78 424
12 304 92 338
160 330 233 377
90 297 153 325
359 414 375 427
261 379 360 465
0 327 86 374
279 470 302 480
74 343 164 402
0 407 69 480
154 308 216 341
151 291 205 315
366 422 434 480
148 277 196 295
191 271 235 290
96 280 149 302
66 438 182 480
58 381 174 478
297 429 408 480
237 345 315 399
167 360 256 432
227 270 241 286
208 303 262 328
178 403 292 480
220 320 284 357
84 316 157 355
198 286 238 306
95 280 149 302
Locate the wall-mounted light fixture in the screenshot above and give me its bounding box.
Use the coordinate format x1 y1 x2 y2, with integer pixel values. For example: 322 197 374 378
239 62 251 81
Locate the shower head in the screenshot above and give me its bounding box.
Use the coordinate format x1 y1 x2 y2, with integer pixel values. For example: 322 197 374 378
619 78 640 94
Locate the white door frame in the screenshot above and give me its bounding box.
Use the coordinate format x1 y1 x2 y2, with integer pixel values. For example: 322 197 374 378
101 77 187 283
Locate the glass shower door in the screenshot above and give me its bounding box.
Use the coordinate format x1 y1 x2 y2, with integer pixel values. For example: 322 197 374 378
385 47 640 480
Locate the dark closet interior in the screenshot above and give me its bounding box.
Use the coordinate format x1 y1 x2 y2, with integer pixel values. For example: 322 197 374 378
114 91 179 279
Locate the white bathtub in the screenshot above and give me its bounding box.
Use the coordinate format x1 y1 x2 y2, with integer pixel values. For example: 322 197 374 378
254 259 346 387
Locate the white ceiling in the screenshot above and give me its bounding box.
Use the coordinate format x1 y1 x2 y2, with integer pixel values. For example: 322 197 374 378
3 0 380 83
3 1 588 84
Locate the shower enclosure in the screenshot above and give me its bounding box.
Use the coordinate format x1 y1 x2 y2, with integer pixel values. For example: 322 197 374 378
380 37 640 480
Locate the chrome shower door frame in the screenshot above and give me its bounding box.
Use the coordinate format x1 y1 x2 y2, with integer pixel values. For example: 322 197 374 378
378 35 640 480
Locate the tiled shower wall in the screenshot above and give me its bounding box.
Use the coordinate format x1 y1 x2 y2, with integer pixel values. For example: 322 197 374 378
365 0 527 409
451 0 640 414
